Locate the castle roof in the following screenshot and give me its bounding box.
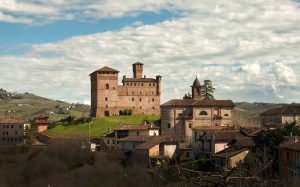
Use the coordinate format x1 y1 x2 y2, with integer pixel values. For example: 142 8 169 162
260 105 300 116
161 99 234 107
133 62 144 65
192 77 201 87
91 66 119 75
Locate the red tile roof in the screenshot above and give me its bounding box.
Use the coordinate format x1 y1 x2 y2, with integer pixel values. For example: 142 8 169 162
161 99 197 107
0 118 26 124
136 136 177 150
118 136 151 142
91 66 119 75
260 105 300 116
161 99 234 107
192 125 235 131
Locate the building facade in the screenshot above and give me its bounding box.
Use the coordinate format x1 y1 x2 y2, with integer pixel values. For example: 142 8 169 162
260 105 300 127
160 77 234 140
0 118 29 145
90 62 162 117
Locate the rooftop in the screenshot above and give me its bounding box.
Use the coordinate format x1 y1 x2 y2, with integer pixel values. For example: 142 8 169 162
192 125 235 131
91 66 119 74
118 135 151 142
213 148 249 158
136 136 177 150
260 105 300 116
0 118 26 124
161 99 234 107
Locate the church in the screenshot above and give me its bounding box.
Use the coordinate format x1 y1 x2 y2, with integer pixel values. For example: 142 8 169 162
90 62 162 117
160 77 234 139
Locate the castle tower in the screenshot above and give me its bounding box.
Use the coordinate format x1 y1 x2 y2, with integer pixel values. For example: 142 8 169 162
90 66 119 117
191 76 202 100
132 62 143 78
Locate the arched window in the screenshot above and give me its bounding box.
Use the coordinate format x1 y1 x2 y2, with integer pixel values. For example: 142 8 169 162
106 84 109 89
199 111 208 116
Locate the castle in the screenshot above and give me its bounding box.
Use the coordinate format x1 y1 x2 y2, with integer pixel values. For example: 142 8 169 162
90 62 162 117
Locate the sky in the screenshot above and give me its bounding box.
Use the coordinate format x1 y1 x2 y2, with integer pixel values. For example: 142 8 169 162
0 0 300 105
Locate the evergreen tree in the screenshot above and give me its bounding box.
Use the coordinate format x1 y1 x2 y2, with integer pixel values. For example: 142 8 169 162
202 80 215 99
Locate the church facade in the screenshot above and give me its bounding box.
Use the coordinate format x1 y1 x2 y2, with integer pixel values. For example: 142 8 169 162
160 77 234 139
90 62 162 117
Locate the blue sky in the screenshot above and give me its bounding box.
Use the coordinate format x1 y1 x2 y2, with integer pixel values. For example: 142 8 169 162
0 0 300 104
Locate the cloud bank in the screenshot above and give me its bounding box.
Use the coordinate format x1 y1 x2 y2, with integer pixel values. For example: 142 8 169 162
0 0 300 104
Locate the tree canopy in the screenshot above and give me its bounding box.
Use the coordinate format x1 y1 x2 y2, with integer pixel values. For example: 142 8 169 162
202 80 215 99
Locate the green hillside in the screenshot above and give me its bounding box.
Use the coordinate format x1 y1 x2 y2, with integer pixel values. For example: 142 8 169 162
0 91 90 122
45 115 159 137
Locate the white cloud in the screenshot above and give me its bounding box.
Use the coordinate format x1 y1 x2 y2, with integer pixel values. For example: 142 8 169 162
0 0 300 103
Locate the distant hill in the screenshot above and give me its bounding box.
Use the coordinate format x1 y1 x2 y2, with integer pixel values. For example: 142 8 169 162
233 102 287 127
0 89 90 122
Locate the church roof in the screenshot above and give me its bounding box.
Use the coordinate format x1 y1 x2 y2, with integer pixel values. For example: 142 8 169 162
194 99 235 107
91 66 119 75
192 77 201 87
161 99 234 107
161 99 197 107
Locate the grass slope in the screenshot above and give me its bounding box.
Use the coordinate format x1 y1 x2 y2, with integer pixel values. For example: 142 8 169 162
0 92 90 121
45 115 159 137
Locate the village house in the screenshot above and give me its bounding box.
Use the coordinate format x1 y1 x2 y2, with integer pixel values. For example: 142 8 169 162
160 77 234 140
0 118 30 145
90 62 162 117
260 105 300 127
211 133 273 175
191 126 242 159
102 124 160 151
279 136 300 181
33 114 50 133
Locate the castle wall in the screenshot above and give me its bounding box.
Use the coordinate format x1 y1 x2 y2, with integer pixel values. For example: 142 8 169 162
90 64 161 117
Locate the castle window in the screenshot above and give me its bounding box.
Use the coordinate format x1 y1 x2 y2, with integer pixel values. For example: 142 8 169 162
130 83 133 86
106 105 108 108
134 83 136 86
153 83 156 86
152 98 154 102
224 114 229 116
106 84 109 89
141 83 144 86
199 111 208 116
139 98 142 102
149 83 151 86
168 123 171 128
132 98 134 102
140 91 142 95
105 97 108 101
137 131 139 136
140 106 142 109
152 107 155 109
189 123 192 128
